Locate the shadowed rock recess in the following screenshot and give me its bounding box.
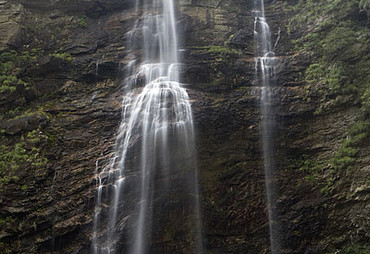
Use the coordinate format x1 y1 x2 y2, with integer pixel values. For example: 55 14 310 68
0 0 369 253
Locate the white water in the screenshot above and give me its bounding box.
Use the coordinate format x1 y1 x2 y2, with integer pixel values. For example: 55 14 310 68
92 0 202 253
253 0 280 253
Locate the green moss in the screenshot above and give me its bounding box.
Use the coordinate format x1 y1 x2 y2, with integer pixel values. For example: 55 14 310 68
0 216 15 227
4 108 20 118
298 156 324 184
11 107 50 121
191 45 241 55
27 130 41 144
0 51 22 92
78 15 88 28
360 84 370 116
208 45 240 54
349 121 370 138
0 75 26 93
330 120 370 171
320 185 331 196
0 49 44 93
360 0 370 8
0 242 11 254
51 52 73 62
46 132 57 145
335 245 370 254
0 143 27 188
330 120 369 172
305 63 326 85
0 51 18 73
0 131 48 189
290 0 370 118
19 48 44 63
0 217 15 253
297 118 369 195
331 156 355 170
0 49 43 74
305 60 356 95
312 118 370 196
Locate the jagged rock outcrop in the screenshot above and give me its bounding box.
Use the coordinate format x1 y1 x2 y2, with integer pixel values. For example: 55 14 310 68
0 0 369 253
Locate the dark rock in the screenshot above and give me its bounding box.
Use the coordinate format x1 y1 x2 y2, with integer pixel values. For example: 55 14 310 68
18 0 133 17
229 29 254 49
0 2 23 49
0 112 49 135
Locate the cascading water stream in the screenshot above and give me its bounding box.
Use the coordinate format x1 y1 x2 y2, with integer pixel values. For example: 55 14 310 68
92 0 202 253
253 0 280 253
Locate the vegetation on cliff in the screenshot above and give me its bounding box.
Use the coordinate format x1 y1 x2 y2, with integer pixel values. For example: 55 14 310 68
287 0 370 252
289 0 369 109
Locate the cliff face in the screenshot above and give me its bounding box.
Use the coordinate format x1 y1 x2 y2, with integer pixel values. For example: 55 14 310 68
0 0 369 253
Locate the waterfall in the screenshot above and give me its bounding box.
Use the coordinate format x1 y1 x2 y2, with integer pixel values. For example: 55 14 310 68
92 0 202 253
253 0 280 253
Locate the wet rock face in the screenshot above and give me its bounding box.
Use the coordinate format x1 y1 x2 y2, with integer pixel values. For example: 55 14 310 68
18 0 133 17
0 0 369 253
0 2 23 49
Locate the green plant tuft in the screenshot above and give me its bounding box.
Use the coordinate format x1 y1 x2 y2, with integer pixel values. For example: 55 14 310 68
79 15 88 28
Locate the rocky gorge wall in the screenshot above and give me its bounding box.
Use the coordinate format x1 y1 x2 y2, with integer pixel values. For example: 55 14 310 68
0 0 369 253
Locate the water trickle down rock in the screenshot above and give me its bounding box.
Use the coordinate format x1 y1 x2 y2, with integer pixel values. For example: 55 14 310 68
92 0 203 253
